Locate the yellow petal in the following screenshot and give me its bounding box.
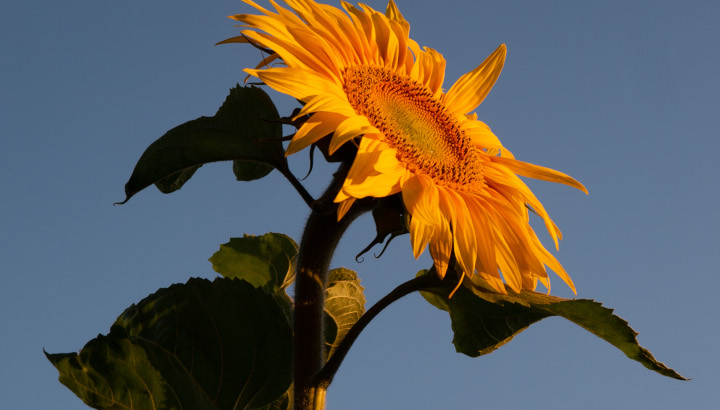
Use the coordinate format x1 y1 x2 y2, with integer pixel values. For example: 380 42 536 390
536 276 551 293
530 233 577 294
436 185 457 232
401 174 440 226
444 44 506 114
385 0 407 26
295 93 357 119
340 137 403 198
246 67 344 101
286 111 348 156
329 116 379 154
284 0 354 65
489 155 588 194
469 270 507 295
346 136 383 174
216 35 252 45
464 195 498 280
409 216 434 259
341 171 403 199
462 120 503 149
370 12 398 68
285 26 344 82
429 217 452 279
425 48 446 97
336 198 356 221
344 2 378 61
448 191 477 278
373 145 402 173
486 164 562 250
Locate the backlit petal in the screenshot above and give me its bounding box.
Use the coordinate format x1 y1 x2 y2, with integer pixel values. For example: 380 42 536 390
287 111 348 155
445 44 506 114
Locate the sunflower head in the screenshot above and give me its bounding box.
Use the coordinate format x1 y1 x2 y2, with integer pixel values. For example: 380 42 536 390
225 0 587 295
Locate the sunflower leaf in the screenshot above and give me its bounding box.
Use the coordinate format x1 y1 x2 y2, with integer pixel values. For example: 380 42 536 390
209 233 297 324
209 233 298 293
154 164 202 194
417 269 687 380
45 337 184 410
233 158 274 182
324 267 366 359
255 385 292 410
46 277 293 409
117 85 286 203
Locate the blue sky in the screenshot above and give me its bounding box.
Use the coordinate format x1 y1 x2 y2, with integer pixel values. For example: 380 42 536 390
1 0 718 408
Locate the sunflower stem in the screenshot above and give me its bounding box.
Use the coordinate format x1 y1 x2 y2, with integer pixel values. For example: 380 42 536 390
293 162 371 410
313 273 443 388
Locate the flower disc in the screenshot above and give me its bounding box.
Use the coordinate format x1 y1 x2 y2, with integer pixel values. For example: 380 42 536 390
343 65 484 192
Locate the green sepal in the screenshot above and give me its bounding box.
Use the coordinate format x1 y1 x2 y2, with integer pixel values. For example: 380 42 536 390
47 277 293 409
118 85 285 203
417 268 687 380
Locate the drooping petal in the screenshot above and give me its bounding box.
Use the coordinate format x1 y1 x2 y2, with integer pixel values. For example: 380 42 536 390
464 195 498 280
409 215 434 258
448 191 477 279
469 268 507 294
489 154 589 194
401 174 440 226
429 216 452 279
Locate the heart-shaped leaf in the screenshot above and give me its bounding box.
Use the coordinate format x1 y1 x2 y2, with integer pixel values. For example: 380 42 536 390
118 85 285 203
45 337 185 409
47 277 293 409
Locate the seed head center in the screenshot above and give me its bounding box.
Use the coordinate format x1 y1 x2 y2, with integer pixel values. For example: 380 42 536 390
343 66 483 190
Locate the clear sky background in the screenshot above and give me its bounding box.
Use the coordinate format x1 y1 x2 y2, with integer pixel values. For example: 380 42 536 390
1 0 718 409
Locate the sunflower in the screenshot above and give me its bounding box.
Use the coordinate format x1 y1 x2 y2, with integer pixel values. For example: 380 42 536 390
224 0 587 295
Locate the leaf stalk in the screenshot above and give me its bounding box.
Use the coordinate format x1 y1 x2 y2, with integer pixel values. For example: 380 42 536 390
314 273 443 388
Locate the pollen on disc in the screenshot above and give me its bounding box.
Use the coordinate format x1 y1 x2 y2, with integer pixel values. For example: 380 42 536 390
343 66 484 191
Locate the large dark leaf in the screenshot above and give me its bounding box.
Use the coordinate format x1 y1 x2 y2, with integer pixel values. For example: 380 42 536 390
47 277 293 409
417 269 686 380
118 85 285 203
45 337 185 409
255 388 291 410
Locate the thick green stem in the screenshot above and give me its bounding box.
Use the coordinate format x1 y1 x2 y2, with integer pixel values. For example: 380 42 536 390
293 163 370 410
